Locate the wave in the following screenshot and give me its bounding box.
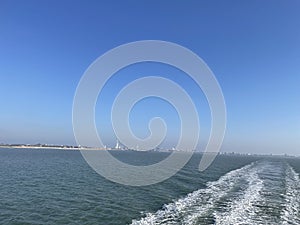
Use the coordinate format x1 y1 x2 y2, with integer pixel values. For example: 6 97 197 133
131 161 300 225
213 165 263 224
131 162 256 225
281 164 300 224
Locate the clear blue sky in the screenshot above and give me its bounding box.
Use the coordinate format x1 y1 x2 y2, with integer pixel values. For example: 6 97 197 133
0 0 299 155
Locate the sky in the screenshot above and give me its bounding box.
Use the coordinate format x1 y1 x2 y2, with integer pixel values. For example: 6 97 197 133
0 0 299 155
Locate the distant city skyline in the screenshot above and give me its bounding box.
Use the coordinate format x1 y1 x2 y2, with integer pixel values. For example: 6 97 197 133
0 1 299 155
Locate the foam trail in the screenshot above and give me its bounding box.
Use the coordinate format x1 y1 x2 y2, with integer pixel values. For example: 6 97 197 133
213 166 263 224
131 163 255 225
281 164 300 225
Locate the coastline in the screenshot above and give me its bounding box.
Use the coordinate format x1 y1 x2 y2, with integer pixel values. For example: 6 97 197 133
0 145 104 150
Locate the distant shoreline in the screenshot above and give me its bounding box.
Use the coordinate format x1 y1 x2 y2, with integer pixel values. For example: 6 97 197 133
0 145 298 157
0 145 103 150
0 145 172 152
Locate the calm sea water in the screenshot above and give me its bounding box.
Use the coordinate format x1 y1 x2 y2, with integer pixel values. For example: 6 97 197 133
0 148 299 224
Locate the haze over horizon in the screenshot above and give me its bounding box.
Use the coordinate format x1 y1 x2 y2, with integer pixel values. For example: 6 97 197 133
0 1 299 155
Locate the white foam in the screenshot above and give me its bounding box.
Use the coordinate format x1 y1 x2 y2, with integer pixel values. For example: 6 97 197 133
131 162 255 225
131 161 300 225
213 165 264 224
281 164 300 224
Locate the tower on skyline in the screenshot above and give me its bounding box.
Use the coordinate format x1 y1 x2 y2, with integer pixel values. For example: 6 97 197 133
115 139 121 150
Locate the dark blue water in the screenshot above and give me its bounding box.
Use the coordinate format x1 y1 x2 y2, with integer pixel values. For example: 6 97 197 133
0 148 299 224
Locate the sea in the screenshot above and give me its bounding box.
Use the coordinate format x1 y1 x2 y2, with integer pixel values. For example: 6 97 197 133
0 148 299 225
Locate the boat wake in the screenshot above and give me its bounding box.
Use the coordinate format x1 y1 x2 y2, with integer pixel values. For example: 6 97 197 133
131 160 300 225
281 165 300 224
